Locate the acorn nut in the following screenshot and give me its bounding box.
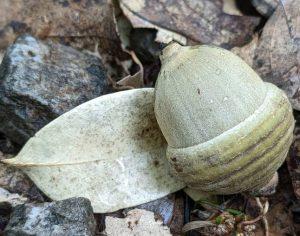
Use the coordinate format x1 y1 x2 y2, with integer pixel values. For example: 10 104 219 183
154 43 295 195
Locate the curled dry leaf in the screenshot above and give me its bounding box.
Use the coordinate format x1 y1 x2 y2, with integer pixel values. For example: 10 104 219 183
120 0 261 48
253 0 300 110
104 209 172 236
2 89 185 213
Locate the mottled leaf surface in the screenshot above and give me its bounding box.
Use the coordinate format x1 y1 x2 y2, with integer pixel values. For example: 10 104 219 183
3 89 184 213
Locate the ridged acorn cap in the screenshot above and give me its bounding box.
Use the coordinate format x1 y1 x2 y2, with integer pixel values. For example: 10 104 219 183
154 43 294 194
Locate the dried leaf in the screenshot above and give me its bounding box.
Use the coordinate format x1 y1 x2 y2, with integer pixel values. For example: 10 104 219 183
0 0 125 57
253 0 300 110
287 126 300 199
116 51 144 89
2 89 185 213
119 0 186 45
231 34 259 68
120 0 261 48
104 209 172 235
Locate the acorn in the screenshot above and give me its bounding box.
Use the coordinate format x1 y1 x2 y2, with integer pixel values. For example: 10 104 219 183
154 42 294 194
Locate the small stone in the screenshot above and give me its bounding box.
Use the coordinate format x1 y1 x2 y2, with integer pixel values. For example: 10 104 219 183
0 159 44 201
0 187 27 233
0 201 12 232
0 187 28 207
0 35 109 145
3 197 96 236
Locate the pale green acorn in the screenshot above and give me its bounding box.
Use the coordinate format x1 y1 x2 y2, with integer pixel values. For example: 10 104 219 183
154 42 295 195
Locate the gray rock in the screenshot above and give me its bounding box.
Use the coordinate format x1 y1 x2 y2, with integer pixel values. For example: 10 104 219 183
0 201 12 232
0 35 109 145
4 197 96 236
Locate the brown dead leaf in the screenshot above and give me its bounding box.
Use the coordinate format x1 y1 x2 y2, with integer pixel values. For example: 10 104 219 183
287 125 300 199
231 34 259 68
120 0 261 48
253 0 300 110
0 0 129 73
116 51 144 89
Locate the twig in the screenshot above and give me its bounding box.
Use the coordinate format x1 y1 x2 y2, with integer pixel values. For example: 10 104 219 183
256 197 269 236
240 197 269 236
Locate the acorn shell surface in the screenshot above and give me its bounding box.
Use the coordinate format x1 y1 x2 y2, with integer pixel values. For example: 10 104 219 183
154 43 294 194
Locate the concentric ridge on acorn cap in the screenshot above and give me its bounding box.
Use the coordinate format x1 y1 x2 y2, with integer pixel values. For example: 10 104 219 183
166 83 294 194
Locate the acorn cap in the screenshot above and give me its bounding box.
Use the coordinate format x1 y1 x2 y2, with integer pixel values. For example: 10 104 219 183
154 43 294 194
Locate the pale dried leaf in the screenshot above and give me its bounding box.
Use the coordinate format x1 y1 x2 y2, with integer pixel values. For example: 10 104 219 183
104 209 172 236
120 0 260 48
2 89 185 213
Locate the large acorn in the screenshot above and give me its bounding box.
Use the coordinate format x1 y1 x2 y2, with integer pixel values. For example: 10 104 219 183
154 43 295 195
